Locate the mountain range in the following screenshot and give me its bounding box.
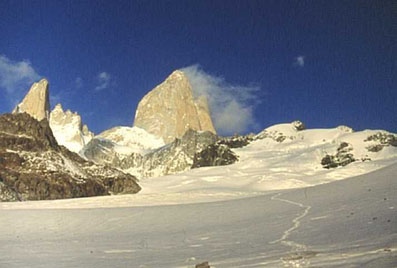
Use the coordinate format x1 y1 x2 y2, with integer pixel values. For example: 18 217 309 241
1 70 397 267
1 70 397 202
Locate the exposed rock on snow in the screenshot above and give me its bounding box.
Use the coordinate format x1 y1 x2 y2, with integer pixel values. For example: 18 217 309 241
292 120 306 131
255 121 302 142
12 78 50 121
0 113 140 201
217 134 254 148
49 103 94 153
364 132 397 152
321 142 356 169
192 143 238 168
84 129 218 178
133 70 216 143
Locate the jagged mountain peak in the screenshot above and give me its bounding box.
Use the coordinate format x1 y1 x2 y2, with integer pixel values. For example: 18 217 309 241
12 78 50 121
133 70 216 143
49 103 94 154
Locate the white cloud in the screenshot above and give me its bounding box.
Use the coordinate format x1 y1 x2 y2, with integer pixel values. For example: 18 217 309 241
0 55 41 94
95 72 112 91
181 64 261 135
294 55 305 67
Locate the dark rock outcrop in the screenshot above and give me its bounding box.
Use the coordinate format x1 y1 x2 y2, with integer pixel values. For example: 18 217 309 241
321 142 355 169
217 134 254 148
364 132 397 152
0 112 58 151
0 113 140 201
192 143 238 168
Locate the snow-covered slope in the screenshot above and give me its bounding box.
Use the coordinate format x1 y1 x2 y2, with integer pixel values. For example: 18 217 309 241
2 121 396 267
1 164 396 267
95 126 165 155
4 122 397 207
131 123 397 204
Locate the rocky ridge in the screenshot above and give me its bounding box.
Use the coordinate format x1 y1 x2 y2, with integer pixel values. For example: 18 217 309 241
83 129 219 178
0 113 140 201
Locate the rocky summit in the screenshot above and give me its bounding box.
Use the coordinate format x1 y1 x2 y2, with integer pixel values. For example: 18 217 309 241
0 113 140 201
12 78 50 121
133 70 216 143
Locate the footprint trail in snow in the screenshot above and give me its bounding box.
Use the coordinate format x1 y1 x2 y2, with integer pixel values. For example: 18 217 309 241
270 193 314 267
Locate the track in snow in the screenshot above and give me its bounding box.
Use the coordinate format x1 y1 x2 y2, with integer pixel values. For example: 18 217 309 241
270 192 313 267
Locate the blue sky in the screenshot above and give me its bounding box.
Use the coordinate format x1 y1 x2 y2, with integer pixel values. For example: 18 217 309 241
0 0 395 135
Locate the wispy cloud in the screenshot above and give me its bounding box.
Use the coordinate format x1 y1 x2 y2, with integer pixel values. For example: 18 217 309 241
75 77 83 89
181 64 261 135
95 72 112 91
0 55 41 94
294 55 305 67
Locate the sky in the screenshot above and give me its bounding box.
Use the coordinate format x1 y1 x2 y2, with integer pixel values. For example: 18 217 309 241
0 0 395 135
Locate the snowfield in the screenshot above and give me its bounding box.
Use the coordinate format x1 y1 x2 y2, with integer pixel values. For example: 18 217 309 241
0 164 396 267
1 124 396 267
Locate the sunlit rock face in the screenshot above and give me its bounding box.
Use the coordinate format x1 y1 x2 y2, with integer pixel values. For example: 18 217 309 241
12 78 50 121
49 103 94 153
133 70 216 143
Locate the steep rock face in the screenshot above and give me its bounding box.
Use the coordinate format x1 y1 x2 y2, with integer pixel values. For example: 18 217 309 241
13 79 50 121
84 129 218 178
0 113 140 201
195 96 215 133
133 70 216 143
49 103 94 153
